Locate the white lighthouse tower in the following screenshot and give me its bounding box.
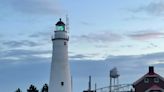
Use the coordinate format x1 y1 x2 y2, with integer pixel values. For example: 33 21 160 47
49 18 71 92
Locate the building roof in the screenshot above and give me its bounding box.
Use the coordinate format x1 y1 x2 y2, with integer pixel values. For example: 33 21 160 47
133 66 164 86
145 85 164 91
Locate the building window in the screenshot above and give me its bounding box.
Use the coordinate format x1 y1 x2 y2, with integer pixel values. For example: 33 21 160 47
154 78 159 83
144 78 149 83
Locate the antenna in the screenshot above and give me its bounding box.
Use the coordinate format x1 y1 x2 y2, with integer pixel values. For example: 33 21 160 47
71 76 73 92
66 14 70 33
89 76 92 91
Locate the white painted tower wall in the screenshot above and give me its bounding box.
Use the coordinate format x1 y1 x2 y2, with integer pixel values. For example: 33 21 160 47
49 27 71 92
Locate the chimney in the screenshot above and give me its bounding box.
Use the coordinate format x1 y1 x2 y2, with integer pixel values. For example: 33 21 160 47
149 66 154 74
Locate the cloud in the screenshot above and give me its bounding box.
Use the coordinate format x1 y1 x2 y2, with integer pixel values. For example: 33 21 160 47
150 43 158 48
0 32 51 63
29 31 51 39
3 48 164 68
94 44 109 48
70 53 100 60
120 45 133 48
70 52 164 78
149 60 164 65
72 29 163 44
0 49 51 63
106 52 164 67
2 40 41 48
0 49 164 92
127 31 164 41
0 0 64 15
131 0 164 16
72 32 123 43
70 54 89 59
80 21 94 26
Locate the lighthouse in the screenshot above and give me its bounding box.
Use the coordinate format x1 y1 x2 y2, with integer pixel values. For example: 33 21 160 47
49 18 71 92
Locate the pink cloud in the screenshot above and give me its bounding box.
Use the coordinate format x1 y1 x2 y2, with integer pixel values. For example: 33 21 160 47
128 31 164 41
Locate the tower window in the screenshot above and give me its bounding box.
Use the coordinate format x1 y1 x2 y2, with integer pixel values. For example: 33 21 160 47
144 78 149 83
61 82 64 86
64 42 67 45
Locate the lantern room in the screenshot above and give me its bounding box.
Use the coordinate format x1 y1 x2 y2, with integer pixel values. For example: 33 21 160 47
56 18 65 31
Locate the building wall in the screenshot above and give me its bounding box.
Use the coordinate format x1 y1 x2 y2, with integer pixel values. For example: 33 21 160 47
134 77 164 92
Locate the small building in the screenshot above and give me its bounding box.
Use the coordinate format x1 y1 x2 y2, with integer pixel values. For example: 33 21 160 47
133 66 164 92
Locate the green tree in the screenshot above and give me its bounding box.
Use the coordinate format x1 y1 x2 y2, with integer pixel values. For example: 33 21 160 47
27 84 38 92
41 84 48 92
15 88 22 92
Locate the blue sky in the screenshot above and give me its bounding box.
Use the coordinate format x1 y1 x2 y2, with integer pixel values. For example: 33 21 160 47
1 0 164 92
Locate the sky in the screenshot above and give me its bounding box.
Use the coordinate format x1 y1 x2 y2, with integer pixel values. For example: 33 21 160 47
1 0 164 92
